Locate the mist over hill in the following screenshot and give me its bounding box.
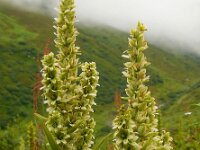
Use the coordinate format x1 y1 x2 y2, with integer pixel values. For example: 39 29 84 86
1 0 200 55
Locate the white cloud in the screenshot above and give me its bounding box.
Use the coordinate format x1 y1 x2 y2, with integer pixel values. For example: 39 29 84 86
2 0 200 54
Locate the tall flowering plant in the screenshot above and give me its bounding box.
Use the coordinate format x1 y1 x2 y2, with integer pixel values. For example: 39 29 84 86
40 0 99 149
113 22 173 150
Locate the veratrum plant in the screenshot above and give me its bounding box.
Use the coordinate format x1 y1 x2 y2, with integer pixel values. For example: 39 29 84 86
27 122 36 150
41 0 99 149
113 22 173 150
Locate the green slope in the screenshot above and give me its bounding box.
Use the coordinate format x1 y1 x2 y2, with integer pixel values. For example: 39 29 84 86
0 12 38 127
162 83 200 149
0 2 200 149
164 83 200 132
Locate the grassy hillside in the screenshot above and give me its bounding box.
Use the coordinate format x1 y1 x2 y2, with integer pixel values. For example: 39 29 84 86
164 84 200 131
0 12 38 127
0 2 200 149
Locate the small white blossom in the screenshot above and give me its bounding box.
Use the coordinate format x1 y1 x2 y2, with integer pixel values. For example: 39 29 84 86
184 112 192 116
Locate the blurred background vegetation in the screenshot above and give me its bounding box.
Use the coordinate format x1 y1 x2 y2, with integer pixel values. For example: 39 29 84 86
0 1 200 149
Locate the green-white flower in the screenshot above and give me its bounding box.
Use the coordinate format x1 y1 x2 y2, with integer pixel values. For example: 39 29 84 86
113 105 140 150
41 0 99 149
113 22 173 150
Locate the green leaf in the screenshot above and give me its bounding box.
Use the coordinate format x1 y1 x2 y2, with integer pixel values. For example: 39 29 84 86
34 113 61 150
192 103 200 107
68 120 83 133
43 125 62 150
93 133 113 150
34 113 47 124
190 103 200 109
121 97 129 101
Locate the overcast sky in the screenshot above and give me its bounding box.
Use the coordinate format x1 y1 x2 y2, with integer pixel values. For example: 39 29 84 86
2 0 200 54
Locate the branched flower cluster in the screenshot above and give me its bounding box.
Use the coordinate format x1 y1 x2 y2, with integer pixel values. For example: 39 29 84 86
41 0 99 149
113 22 173 150
113 105 140 149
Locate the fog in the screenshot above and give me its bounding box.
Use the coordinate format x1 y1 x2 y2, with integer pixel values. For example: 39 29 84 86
1 0 200 54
